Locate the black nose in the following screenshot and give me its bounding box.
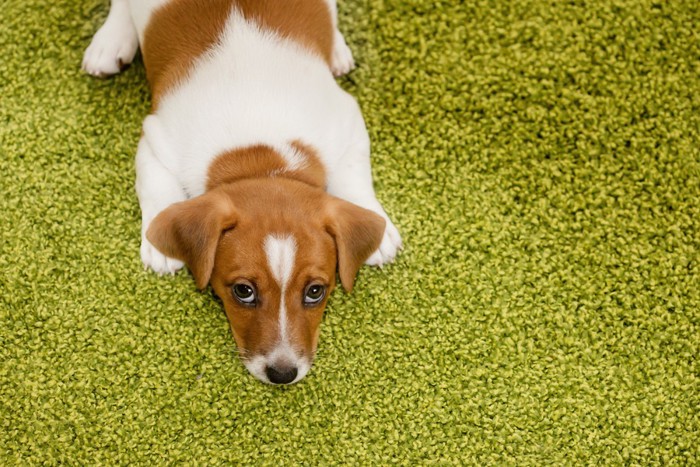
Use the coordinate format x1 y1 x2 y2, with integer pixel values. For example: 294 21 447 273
265 365 298 384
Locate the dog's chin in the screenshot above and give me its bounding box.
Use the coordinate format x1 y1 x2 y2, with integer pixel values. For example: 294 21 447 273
242 354 312 385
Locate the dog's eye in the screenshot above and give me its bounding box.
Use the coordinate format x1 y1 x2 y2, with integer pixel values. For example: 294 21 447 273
232 283 256 306
303 284 326 306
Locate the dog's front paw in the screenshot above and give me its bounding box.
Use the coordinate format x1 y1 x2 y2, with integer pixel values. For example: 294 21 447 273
365 217 402 267
331 31 355 77
82 20 138 78
141 237 184 275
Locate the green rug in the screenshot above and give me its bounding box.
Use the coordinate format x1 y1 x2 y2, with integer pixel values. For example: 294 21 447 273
1 0 698 463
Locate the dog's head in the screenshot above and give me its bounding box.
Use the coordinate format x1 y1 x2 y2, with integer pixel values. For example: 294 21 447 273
147 178 385 384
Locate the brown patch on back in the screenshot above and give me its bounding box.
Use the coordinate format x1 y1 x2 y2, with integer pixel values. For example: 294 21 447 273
142 0 233 108
206 141 327 191
238 0 334 65
143 0 333 108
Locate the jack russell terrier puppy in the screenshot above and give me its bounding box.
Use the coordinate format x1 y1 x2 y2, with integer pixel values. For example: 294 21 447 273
82 0 401 384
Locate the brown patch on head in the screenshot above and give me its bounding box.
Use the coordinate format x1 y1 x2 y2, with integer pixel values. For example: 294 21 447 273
143 0 333 108
147 176 385 380
212 228 336 361
206 141 326 191
207 179 337 361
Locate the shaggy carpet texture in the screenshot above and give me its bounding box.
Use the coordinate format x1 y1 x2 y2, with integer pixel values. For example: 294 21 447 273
1 0 698 464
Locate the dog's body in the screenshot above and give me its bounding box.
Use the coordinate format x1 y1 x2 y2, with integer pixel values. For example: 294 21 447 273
83 0 401 384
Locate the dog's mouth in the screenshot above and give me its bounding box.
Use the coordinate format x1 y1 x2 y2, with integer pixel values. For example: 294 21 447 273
241 348 312 385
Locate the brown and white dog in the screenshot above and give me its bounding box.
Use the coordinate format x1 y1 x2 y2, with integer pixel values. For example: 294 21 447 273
82 0 401 384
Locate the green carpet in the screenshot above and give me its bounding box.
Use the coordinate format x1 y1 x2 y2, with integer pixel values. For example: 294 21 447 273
2 0 698 463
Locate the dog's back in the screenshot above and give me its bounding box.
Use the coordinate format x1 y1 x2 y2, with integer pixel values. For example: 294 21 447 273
135 0 335 107
131 0 360 198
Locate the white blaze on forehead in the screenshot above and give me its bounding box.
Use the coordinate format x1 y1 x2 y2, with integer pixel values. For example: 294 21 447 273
264 234 297 289
264 234 297 343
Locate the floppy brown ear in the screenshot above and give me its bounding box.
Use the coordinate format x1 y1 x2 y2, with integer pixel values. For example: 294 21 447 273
146 190 237 289
325 198 386 292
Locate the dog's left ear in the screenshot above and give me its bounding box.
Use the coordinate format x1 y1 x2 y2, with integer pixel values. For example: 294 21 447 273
146 189 238 289
325 197 385 292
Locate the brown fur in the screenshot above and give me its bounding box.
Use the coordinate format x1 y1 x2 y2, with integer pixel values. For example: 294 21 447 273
146 178 385 359
206 141 326 191
142 0 334 108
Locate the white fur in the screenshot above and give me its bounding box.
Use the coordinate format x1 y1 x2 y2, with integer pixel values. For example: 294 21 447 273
264 234 296 343
325 0 355 76
243 351 310 385
240 234 310 384
135 116 187 274
150 12 360 197
82 0 138 77
273 143 307 172
331 30 355 76
127 0 169 45
85 0 401 277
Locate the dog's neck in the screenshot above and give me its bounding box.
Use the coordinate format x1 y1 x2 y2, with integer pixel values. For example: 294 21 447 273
206 141 326 191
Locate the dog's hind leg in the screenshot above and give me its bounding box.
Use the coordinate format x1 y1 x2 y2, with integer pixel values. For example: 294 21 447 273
324 0 355 76
82 0 138 78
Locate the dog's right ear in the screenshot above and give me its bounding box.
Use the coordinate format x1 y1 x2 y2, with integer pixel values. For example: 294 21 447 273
146 189 237 289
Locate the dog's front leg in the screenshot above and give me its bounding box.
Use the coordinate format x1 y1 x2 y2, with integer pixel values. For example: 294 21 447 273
326 136 402 267
135 116 187 274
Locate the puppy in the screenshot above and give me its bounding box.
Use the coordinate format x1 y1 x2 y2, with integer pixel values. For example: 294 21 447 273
83 0 401 384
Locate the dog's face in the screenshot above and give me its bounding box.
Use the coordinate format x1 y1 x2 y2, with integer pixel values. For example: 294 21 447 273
147 179 385 384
